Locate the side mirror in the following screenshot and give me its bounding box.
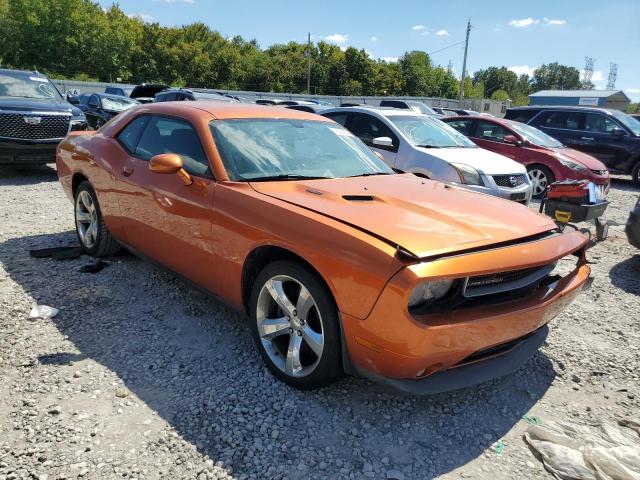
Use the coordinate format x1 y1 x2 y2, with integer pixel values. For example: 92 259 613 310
372 136 394 147
67 93 80 105
503 134 522 146
611 127 626 139
149 153 183 174
149 154 193 185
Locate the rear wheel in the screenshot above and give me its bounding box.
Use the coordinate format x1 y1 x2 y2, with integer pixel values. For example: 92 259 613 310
527 165 555 199
249 261 343 390
631 161 640 187
74 181 121 257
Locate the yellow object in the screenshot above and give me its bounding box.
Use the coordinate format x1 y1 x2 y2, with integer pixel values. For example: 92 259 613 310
554 210 572 223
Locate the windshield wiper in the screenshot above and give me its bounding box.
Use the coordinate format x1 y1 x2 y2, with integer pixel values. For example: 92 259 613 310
245 174 332 182
416 144 441 148
346 172 393 178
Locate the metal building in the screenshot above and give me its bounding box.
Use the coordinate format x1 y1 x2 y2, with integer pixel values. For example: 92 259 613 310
528 90 630 110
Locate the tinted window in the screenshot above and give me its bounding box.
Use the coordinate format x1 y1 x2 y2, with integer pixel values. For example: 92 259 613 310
380 100 405 109
348 113 398 147
88 95 100 107
445 119 474 136
323 112 349 126
475 120 510 142
538 111 581 130
505 109 540 123
584 113 620 134
135 116 211 177
117 116 149 153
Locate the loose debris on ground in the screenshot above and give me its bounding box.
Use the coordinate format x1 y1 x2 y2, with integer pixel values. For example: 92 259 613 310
0 165 638 480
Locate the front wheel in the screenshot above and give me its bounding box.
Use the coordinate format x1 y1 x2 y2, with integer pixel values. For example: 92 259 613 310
527 165 555 199
74 181 121 257
631 161 640 187
249 261 343 390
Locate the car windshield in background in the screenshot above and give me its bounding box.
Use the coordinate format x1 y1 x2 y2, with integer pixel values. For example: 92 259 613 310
389 115 477 148
506 120 565 148
0 71 62 101
210 119 394 181
101 96 138 112
610 110 640 136
409 103 436 115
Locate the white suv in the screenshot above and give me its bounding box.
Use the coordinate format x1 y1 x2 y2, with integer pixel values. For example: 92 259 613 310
322 106 533 204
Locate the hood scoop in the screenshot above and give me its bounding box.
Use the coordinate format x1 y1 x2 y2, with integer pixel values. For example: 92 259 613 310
342 194 375 201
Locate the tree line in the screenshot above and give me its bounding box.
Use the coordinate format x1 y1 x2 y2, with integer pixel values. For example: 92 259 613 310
0 0 588 103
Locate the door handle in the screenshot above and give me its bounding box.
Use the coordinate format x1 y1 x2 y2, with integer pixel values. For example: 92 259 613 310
581 137 594 141
122 166 134 177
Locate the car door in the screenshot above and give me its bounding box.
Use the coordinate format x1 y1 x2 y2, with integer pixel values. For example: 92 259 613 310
113 114 218 288
346 113 399 166
471 120 522 161
85 94 102 129
580 112 631 169
530 110 583 149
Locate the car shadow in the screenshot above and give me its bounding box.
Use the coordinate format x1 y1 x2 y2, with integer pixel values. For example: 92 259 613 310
610 176 640 193
0 163 58 186
1 231 556 479
609 254 640 295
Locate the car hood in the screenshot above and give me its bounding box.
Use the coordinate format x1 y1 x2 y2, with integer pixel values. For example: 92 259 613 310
421 147 527 175
0 96 75 113
550 147 609 170
250 174 555 259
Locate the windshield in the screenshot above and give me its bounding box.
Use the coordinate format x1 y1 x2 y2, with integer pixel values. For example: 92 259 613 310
506 120 564 148
0 71 62 101
210 119 394 181
409 102 436 115
101 96 138 112
389 115 477 148
610 110 640 136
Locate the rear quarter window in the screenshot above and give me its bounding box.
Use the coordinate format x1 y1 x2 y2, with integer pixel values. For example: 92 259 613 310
505 109 539 123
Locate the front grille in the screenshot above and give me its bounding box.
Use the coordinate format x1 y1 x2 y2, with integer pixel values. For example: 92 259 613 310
0 112 70 140
590 169 608 176
493 174 527 188
463 263 555 298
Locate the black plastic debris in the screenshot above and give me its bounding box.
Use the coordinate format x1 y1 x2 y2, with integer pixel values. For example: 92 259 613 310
29 246 82 260
78 260 108 274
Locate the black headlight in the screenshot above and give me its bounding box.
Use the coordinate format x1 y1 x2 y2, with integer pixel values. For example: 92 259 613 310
69 112 88 131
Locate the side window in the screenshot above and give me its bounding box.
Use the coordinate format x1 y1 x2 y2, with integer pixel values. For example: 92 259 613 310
117 116 149 154
584 113 619 134
348 113 398 148
88 95 100 108
135 116 211 177
446 120 474 136
538 111 581 130
474 121 510 142
323 112 349 126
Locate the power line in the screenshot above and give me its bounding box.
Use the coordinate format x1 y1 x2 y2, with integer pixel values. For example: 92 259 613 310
428 40 465 56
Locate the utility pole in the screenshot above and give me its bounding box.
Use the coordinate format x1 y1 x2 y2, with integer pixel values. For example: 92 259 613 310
306 32 312 95
458 19 471 108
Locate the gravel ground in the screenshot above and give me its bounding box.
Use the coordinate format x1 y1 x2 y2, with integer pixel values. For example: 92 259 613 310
0 165 638 480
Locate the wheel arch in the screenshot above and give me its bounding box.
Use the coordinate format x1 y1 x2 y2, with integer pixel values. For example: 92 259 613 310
71 172 90 196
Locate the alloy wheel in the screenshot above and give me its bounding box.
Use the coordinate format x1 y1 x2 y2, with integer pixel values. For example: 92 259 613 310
528 168 549 197
255 275 324 378
75 190 98 249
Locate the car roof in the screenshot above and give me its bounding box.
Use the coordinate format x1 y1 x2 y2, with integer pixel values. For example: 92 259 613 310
0 68 49 79
325 106 425 117
507 105 614 114
442 115 512 126
134 101 334 121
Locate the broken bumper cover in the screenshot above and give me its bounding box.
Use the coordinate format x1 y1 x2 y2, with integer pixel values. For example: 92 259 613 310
342 230 590 394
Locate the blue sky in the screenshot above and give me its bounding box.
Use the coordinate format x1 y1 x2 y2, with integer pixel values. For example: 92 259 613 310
102 0 640 101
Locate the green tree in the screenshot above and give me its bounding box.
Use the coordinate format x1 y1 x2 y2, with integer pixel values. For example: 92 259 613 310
490 89 510 101
473 67 517 98
531 62 582 91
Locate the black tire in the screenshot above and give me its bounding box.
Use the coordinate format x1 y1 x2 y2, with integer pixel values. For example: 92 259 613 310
527 164 555 199
74 181 121 257
249 260 343 390
632 161 640 187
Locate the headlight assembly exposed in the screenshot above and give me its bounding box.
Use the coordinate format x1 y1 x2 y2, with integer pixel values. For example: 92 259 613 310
408 279 454 309
451 163 484 186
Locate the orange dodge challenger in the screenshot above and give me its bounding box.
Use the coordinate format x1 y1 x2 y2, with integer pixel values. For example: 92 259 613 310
56 102 590 394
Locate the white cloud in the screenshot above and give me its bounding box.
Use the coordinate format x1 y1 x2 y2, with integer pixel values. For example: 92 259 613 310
509 17 539 28
544 18 566 26
626 88 640 94
381 56 399 63
370 36 377 42
508 65 536 77
412 25 426 31
436 30 449 36
339 46 347 52
127 13 155 22
365 50 374 59
324 33 348 44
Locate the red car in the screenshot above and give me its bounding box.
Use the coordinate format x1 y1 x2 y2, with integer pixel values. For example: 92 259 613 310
442 116 610 198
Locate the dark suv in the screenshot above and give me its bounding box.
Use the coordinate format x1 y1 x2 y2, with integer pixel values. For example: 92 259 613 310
154 88 236 103
0 69 87 165
505 106 640 185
